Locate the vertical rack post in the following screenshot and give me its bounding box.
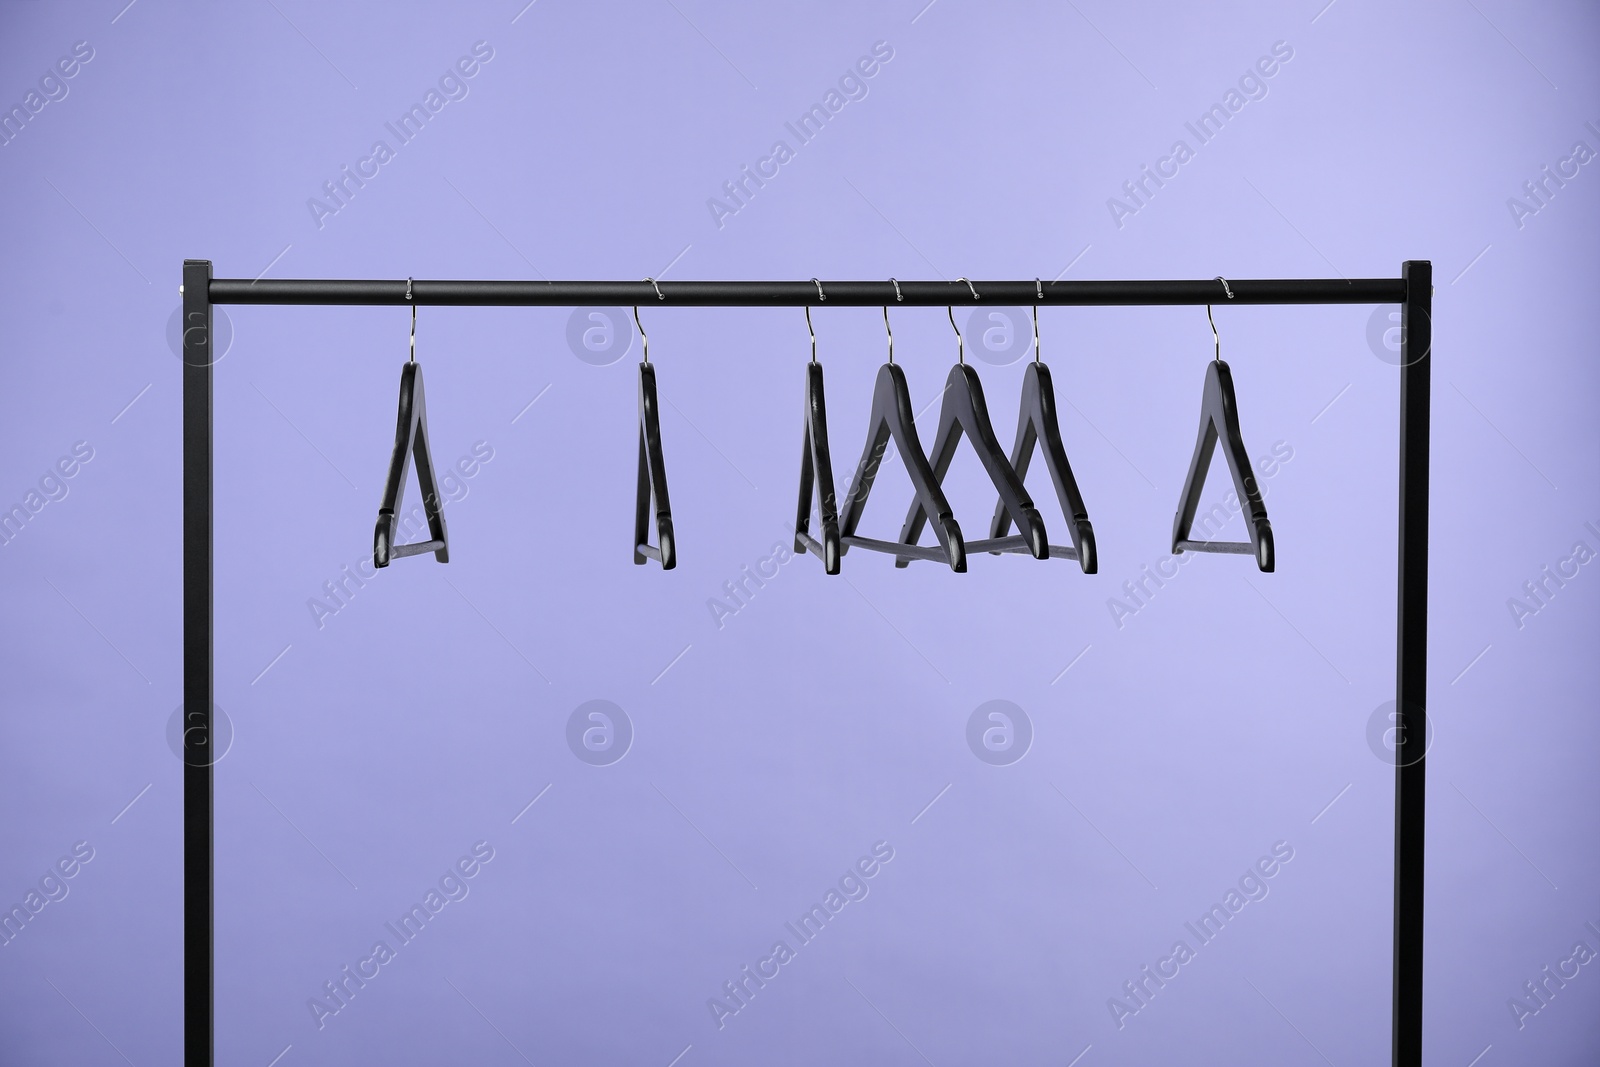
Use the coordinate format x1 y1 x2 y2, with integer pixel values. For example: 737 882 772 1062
1392 259 1431 1067
181 259 214 1067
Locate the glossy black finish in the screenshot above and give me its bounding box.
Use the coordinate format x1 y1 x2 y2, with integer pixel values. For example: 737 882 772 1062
373 362 449 567
989 362 1097 573
185 263 1431 1067
838 363 966 572
1170 359 1274 571
634 361 675 569
1393 260 1431 1067
896 363 1046 568
181 259 213 1067
212 277 1408 307
793 362 841 574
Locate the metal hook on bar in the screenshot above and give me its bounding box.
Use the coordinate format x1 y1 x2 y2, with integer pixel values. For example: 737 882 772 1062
889 278 903 302
633 305 650 363
646 277 664 301
1206 276 1233 363
1032 280 1042 365
959 277 979 301
406 277 416 364
948 304 965 365
806 279 825 363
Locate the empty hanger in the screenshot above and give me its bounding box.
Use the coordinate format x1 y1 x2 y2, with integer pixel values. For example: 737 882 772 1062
633 280 676 569
1170 277 1274 571
987 283 1097 572
793 281 842 574
896 280 1047 567
837 282 967 572
374 280 449 567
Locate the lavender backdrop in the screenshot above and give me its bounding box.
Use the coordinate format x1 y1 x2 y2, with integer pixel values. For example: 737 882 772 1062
1 1 1596 1064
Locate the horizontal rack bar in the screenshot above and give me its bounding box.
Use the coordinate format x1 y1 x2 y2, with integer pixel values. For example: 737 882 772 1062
207 277 1406 307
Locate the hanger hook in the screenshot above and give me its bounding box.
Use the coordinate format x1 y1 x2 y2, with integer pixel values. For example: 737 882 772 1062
948 305 965 365
632 304 649 363
959 277 978 301
406 277 416 364
1031 305 1041 365
889 277 903 303
645 276 664 301
1203 275 1228 363
812 278 825 302
805 304 817 364
882 304 894 364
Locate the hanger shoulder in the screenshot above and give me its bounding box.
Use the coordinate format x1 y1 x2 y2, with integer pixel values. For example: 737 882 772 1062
374 361 449 566
837 365 896 541
839 363 964 571
898 363 1045 564
881 364 965 571
794 362 840 573
991 363 1095 571
1172 359 1273 571
634 361 676 569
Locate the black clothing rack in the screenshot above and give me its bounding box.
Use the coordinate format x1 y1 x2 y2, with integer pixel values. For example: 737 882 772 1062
179 259 1432 1066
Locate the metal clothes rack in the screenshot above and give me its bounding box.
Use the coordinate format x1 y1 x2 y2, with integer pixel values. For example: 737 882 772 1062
179 259 1432 1066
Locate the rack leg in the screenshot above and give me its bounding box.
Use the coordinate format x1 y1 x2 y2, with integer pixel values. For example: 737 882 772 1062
182 259 214 1067
1393 260 1430 1067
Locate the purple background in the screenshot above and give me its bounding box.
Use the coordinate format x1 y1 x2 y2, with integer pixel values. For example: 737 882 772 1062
2 1 1597 1064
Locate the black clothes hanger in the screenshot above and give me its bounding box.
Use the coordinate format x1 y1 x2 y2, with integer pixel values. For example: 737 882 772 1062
793 289 841 574
897 283 1046 567
632 288 676 569
837 287 967 572
374 286 449 567
1171 278 1274 572
988 292 1096 573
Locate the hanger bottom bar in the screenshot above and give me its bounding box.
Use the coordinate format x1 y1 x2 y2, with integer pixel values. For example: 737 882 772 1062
390 539 447 559
836 534 1080 566
1175 538 1257 555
